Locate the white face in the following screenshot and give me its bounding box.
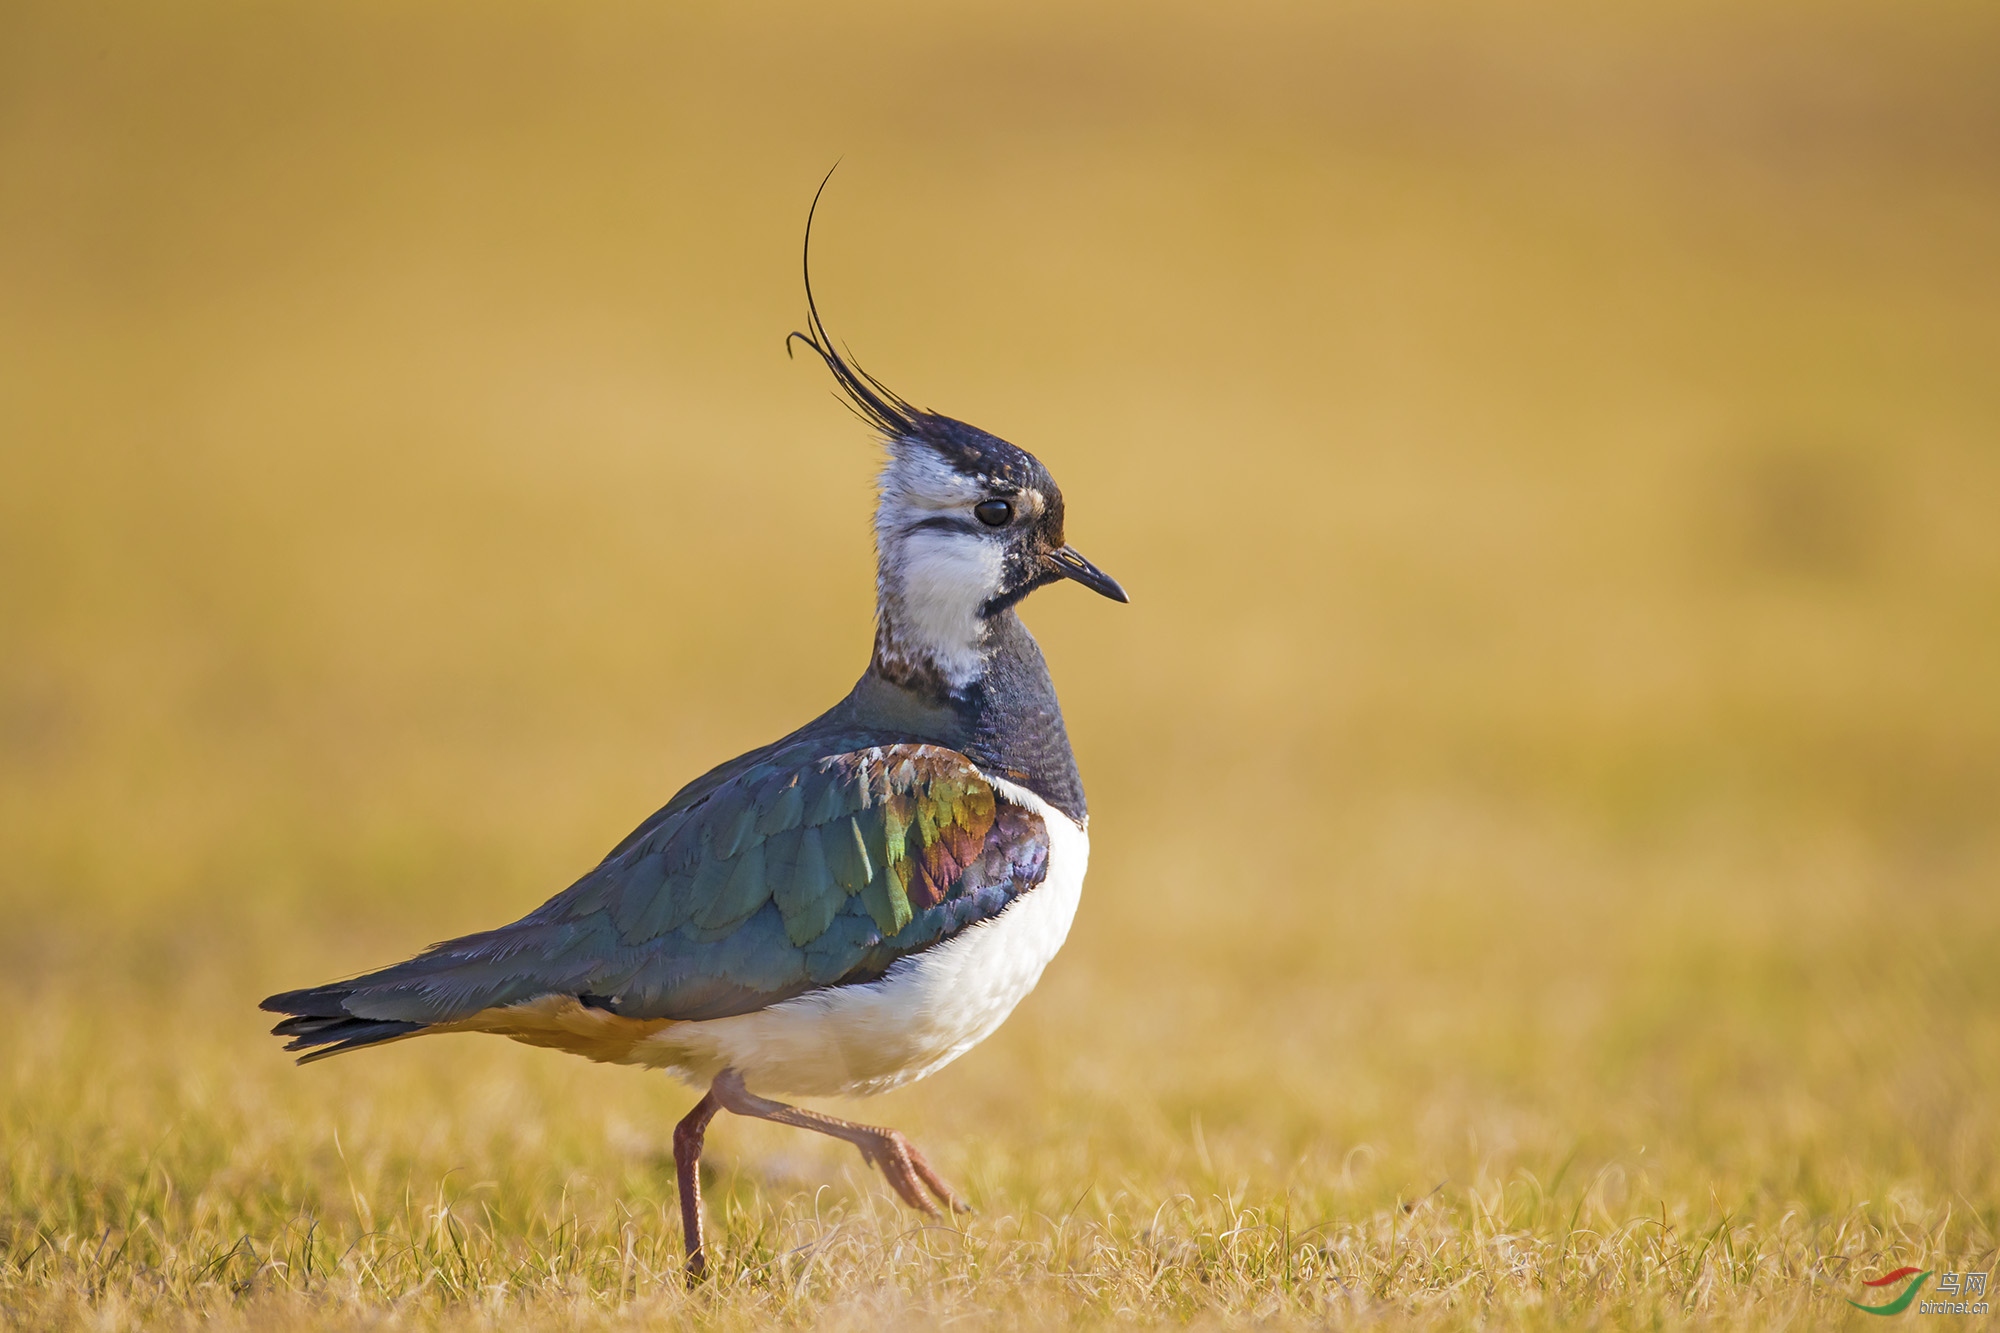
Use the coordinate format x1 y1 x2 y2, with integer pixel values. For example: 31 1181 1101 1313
873 444 1043 689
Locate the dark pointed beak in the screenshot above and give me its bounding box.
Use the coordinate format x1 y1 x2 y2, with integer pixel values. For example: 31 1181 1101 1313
1050 545 1130 603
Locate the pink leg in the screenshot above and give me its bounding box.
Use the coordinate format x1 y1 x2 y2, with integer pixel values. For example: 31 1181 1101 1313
672 1091 721 1281
708 1068 971 1216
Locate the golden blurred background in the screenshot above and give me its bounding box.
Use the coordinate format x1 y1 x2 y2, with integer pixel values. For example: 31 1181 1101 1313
3 0 1998 1321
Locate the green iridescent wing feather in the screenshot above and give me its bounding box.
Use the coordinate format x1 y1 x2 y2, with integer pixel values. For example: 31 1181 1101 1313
270 740 1051 1033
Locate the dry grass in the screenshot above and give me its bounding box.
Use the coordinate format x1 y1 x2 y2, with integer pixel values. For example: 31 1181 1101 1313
4 0 1999 1327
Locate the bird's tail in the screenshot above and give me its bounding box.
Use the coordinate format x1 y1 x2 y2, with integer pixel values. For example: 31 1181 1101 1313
260 981 431 1064
259 915 576 1064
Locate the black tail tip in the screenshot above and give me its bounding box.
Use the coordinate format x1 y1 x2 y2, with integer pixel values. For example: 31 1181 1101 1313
261 988 425 1063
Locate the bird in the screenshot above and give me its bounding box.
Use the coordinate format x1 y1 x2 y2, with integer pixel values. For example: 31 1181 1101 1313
260 181 1128 1279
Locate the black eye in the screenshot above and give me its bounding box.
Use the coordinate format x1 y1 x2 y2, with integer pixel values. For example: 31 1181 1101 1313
974 499 1013 527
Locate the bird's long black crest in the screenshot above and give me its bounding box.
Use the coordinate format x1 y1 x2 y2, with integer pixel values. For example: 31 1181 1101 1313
782 170 1052 494
786 167 924 441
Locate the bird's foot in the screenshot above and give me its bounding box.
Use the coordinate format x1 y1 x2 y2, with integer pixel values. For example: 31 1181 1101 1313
707 1068 972 1218
857 1128 973 1216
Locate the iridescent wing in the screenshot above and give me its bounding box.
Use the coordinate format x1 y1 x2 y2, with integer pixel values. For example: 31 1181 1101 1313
264 741 1049 1056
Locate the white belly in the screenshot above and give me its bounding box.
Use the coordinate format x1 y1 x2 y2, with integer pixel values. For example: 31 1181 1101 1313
637 778 1087 1098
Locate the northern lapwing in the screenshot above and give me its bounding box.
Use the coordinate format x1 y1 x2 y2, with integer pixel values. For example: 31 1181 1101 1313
261 183 1128 1278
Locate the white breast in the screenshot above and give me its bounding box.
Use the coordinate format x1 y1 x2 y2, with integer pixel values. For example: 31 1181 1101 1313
638 778 1087 1098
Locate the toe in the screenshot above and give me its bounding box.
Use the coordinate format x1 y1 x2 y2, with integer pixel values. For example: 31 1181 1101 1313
894 1162 942 1215
859 1136 935 1212
905 1146 972 1214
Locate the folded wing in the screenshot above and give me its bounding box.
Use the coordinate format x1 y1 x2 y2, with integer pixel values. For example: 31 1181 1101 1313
262 742 1049 1061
